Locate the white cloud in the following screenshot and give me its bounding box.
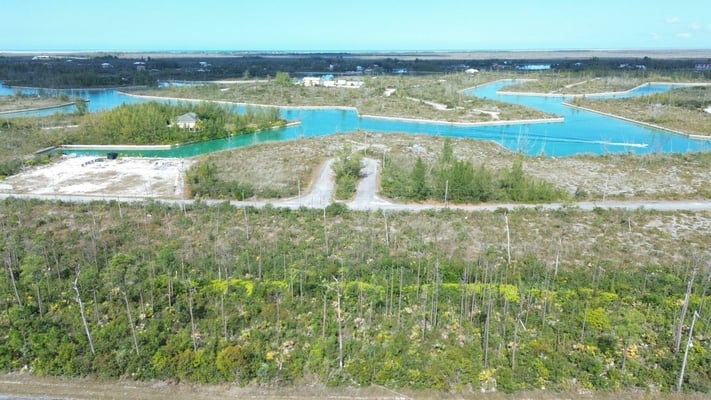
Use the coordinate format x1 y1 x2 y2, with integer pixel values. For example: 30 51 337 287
676 32 693 39
691 22 702 31
666 17 681 24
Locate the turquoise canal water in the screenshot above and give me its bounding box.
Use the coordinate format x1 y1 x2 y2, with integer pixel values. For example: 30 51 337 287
1 80 709 157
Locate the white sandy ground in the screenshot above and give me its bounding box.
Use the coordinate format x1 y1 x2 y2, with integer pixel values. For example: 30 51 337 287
0 155 194 198
3 155 711 216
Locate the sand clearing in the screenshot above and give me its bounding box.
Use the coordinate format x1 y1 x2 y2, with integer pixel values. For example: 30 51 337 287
0 155 194 198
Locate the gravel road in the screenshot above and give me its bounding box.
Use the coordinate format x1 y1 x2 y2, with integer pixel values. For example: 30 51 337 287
3 157 711 213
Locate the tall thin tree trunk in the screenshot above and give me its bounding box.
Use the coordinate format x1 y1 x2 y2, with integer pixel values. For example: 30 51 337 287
35 284 43 318
188 285 197 352
4 257 22 307
511 302 524 371
504 213 511 265
674 272 696 353
483 292 493 368
431 260 440 329
677 311 700 392
323 208 329 255
397 263 403 330
322 292 328 339
334 279 344 370
221 293 227 339
73 270 95 355
123 291 140 355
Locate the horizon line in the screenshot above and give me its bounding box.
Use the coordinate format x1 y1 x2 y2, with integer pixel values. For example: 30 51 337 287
3 47 711 55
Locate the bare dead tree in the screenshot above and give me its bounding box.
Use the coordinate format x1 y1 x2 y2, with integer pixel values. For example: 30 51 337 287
73 269 95 355
3 248 22 307
483 289 493 368
333 277 344 370
677 310 700 392
511 298 527 372
674 269 696 354
504 213 511 265
123 290 140 355
188 284 197 352
322 291 328 339
323 208 329 255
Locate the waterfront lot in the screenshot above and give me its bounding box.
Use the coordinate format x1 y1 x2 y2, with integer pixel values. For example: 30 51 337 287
2 133 711 202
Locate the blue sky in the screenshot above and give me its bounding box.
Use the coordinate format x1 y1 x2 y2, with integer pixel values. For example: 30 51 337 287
2 0 710 52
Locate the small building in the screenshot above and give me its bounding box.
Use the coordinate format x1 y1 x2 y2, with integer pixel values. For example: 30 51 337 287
465 68 479 74
516 64 551 71
301 76 363 89
302 77 322 87
176 112 199 131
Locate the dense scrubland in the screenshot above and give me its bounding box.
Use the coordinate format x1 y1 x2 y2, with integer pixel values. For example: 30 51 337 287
1 196 711 394
3 134 711 395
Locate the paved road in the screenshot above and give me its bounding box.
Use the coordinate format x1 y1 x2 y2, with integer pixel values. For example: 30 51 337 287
3 158 711 213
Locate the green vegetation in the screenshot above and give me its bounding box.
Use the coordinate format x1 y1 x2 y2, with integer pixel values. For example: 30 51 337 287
78 101 285 145
0 116 80 178
569 86 711 137
381 140 568 203
185 160 255 199
0 199 710 394
332 146 364 200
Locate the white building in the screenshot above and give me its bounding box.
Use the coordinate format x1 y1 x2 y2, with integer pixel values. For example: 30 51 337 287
301 76 363 89
302 77 322 87
176 112 199 131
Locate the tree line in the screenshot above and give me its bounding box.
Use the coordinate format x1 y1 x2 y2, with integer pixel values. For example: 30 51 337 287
382 139 568 203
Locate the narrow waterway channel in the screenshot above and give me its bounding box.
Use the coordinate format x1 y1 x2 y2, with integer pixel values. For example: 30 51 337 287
1 80 709 157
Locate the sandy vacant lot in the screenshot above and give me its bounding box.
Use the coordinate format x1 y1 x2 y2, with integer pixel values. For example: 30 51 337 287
0 155 194 198
2 133 711 204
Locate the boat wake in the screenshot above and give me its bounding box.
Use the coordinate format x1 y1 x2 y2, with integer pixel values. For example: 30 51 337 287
479 129 650 149
586 140 648 148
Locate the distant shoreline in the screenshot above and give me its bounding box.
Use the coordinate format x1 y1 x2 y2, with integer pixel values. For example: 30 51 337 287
564 102 711 141
122 92 564 127
0 102 75 115
3 49 711 60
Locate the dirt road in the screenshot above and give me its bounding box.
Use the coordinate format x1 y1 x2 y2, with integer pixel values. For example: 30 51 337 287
3 157 711 213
